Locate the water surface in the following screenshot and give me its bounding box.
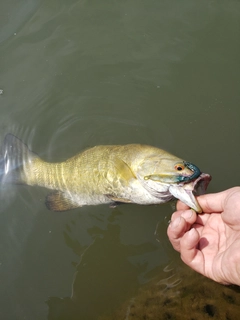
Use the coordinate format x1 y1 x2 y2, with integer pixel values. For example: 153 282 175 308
0 1 240 319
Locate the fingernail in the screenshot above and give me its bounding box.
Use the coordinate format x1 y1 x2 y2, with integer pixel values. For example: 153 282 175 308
181 209 193 220
188 228 196 237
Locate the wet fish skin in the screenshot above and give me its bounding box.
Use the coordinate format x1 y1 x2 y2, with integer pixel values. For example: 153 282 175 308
0 134 211 212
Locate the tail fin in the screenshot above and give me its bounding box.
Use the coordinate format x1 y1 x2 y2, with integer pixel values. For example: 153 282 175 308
0 134 39 184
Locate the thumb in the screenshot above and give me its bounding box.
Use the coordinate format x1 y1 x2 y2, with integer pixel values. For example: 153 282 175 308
221 187 240 230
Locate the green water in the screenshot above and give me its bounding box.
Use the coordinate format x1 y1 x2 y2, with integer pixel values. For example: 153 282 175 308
0 1 240 319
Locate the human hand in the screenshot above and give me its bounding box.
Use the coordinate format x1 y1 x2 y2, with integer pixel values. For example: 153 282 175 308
167 187 240 286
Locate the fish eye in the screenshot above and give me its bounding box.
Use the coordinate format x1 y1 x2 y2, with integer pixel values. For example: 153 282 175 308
174 163 185 171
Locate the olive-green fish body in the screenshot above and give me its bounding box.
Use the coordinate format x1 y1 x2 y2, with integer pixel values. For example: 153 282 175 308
0 134 211 212
23 145 177 208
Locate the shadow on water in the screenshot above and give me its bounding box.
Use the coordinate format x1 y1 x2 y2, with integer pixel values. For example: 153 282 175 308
46 211 158 320
45 209 240 320
46 211 240 320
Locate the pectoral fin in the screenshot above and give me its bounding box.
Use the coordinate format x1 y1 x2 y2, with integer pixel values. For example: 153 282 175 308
45 191 80 212
112 157 136 185
106 194 133 204
105 158 136 204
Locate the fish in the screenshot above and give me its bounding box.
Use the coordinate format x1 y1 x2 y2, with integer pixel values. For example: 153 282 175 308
0 134 211 212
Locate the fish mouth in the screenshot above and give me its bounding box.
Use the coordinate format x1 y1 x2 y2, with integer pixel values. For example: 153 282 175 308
178 161 201 182
169 173 212 213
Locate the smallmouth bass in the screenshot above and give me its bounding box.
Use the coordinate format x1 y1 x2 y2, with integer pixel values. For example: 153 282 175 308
0 134 211 212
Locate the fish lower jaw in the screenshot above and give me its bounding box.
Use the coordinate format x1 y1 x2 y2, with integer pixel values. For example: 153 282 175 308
169 185 202 213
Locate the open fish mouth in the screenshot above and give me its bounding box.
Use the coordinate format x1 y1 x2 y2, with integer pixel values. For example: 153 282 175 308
169 173 212 213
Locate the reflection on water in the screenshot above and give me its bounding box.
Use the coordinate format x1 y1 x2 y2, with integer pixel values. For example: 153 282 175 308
0 0 240 319
0 0 41 44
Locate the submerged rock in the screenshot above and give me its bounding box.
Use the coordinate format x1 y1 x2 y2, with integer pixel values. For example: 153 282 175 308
99 263 240 320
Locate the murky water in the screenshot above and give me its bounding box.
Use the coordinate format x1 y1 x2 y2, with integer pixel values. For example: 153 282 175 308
0 0 240 319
